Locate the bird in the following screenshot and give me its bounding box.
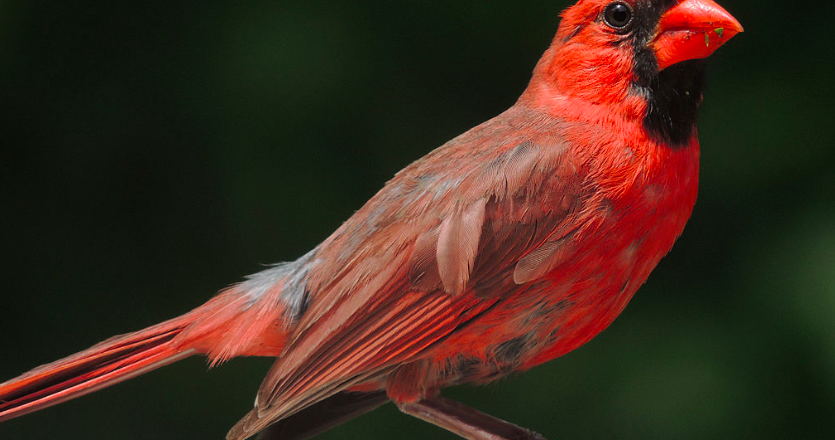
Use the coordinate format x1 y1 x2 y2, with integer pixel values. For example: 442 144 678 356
0 1 742 439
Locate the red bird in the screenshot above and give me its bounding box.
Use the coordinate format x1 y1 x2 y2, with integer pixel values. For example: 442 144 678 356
0 1 742 439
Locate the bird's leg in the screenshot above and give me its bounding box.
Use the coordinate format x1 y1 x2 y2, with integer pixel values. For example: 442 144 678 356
397 396 547 440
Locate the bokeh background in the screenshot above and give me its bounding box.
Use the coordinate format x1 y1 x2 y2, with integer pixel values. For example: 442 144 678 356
1 1 833 439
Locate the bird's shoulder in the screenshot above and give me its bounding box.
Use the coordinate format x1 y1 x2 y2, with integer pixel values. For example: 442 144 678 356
311 105 594 297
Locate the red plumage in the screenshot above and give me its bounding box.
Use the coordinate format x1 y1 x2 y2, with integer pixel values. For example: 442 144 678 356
0 1 742 439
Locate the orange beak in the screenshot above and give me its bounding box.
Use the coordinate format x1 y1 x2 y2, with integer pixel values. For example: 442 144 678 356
652 0 743 71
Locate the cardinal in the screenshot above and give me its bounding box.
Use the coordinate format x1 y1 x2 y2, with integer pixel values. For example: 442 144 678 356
0 1 741 439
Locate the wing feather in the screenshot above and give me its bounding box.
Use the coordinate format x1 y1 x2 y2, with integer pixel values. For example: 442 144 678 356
228 115 590 440
513 228 578 284
437 197 487 295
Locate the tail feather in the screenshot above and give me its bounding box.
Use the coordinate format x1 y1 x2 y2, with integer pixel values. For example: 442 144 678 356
0 281 293 425
0 316 194 422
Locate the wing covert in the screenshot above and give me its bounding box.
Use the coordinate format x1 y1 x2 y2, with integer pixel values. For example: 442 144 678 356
227 123 589 440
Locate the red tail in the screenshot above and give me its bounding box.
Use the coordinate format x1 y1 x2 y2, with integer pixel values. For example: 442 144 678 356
0 274 291 424
0 315 195 422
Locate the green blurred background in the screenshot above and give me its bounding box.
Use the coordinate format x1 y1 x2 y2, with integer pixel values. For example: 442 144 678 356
1 0 833 439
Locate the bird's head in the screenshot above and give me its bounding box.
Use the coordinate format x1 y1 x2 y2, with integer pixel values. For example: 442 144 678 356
525 0 742 145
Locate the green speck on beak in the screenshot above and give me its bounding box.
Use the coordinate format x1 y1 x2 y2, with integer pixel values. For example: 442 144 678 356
714 27 725 38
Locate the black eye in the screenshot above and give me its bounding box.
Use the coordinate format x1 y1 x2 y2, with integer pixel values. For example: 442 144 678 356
603 2 633 29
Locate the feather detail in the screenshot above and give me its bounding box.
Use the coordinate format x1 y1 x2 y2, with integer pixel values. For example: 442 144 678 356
0 317 197 422
227 290 495 440
513 229 577 284
243 391 388 440
436 198 487 295
408 229 442 291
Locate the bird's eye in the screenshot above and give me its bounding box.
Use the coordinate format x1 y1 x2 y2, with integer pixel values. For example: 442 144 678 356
603 2 633 30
